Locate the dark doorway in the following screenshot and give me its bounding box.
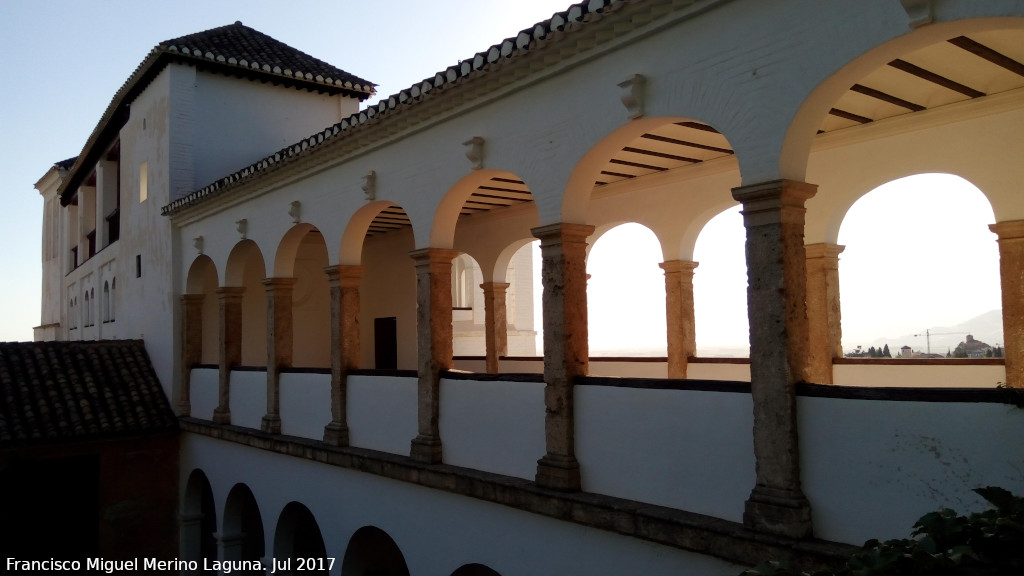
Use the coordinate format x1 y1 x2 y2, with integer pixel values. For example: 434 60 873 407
374 317 398 369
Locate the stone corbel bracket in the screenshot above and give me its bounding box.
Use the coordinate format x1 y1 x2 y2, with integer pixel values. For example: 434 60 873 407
618 74 646 119
236 218 248 240
289 201 301 223
901 0 934 28
362 170 377 202
193 235 204 255
463 137 485 170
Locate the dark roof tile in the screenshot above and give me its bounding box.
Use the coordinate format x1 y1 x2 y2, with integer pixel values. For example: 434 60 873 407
0 341 177 446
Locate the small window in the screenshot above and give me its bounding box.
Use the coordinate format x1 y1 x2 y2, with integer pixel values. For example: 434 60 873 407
110 278 116 322
84 292 91 327
136 255 142 278
139 162 148 203
102 281 110 323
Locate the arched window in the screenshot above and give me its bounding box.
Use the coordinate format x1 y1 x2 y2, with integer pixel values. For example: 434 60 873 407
84 291 91 327
109 278 116 322
102 281 110 323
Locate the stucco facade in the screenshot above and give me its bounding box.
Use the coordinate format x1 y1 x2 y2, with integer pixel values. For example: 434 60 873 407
33 2 1024 574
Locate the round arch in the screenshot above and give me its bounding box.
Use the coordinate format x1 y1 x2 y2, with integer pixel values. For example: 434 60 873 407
451 564 502 576
431 169 534 249
185 254 220 364
182 469 217 567
222 483 265 567
339 200 412 265
225 239 267 287
782 17 1024 183
273 502 327 573
274 222 319 277
341 526 410 576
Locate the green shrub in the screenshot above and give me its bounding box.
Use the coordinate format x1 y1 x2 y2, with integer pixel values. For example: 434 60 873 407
740 487 1024 576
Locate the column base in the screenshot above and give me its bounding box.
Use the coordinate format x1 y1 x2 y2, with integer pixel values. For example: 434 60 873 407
323 422 350 446
212 407 231 425
174 401 191 417
261 414 282 434
536 454 581 491
744 485 813 538
410 435 443 464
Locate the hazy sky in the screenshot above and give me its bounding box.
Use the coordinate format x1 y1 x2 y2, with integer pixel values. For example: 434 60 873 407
0 1 1004 353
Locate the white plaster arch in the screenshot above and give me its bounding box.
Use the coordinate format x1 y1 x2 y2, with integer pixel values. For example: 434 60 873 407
274 223 320 277
491 238 536 284
782 16 1024 184
339 200 410 266
431 169 531 250
185 255 218 294
224 239 267 287
273 501 328 563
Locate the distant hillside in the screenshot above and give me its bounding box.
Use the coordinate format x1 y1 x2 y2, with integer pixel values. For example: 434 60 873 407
861 309 1003 355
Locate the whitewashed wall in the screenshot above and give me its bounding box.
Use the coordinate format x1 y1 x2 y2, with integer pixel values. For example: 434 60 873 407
576 384 755 522
439 377 546 479
800 395 1024 544
348 374 418 455
229 370 267 429
832 363 1006 388
182 434 743 576
280 371 332 440
189 367 219 420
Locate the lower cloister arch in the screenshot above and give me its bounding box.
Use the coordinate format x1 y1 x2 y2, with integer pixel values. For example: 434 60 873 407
450 564 502 576
181 469 217 568
273 502 327 574
222 483 266 569
341 526 411 576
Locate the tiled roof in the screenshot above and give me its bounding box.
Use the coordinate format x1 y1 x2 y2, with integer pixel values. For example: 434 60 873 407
164 0 629 215
160 21 374 95
59 22 374 205
0 340 177 446
55 157 77 170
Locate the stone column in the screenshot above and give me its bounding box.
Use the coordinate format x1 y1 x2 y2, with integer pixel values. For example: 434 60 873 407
323 265 364 445
531 223 594 491
409 248 459 463
261 278 295 434
731 179 815 538
805 243 845 385
215 287 244 424
990 220 1024 388
217 531 244 562
481 282 511 373
179 294 205 416
660 260 698 379
179 513 204 568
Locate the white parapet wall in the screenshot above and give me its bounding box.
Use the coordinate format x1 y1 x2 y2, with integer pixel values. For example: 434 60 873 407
280 371 332 440
832 362 1006 388
229 370 267 429
799 391 1024 544
439 376 546 480
575 382 755 523
348 373 418 456
190 367 219 420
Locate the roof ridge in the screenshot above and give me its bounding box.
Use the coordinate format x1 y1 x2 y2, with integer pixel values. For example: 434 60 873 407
163 0 631 215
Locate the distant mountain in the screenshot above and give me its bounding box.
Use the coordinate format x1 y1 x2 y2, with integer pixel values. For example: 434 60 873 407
862 309 1003 355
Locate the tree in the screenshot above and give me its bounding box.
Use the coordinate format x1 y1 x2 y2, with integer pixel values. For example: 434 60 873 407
882 344 891 358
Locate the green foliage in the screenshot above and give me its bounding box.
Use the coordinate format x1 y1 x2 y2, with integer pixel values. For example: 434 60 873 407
739 487 1024 576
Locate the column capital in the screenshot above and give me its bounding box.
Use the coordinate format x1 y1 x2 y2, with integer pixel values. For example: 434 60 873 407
659 260 699 274
531 222 595 244
480 281 511 292
324 264 365 288
181 293 205 304
215 286 245 299
805 243 845 260
990 219 1024 241
262 277 297 291
409 247 460 265
731 179 817 206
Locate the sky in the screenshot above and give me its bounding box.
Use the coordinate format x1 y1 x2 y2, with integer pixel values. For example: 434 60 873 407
0 1 1004 353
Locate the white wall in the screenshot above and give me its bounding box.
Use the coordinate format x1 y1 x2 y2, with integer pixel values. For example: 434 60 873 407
190 367 219 420
280 371 332 440
181 433 744 576
800 395 1024 544
439 377 545 479
576 385 755 523
229 370 267 429
833 363 1006 388
347 374 418 455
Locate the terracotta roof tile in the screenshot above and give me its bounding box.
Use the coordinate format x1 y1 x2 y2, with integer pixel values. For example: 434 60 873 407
160 21 374 93
0 341 177 446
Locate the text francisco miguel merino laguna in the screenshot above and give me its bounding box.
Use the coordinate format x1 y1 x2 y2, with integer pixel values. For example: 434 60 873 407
7 557 336 573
